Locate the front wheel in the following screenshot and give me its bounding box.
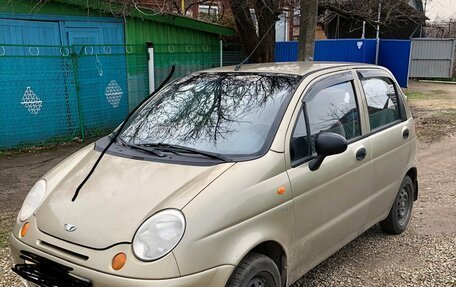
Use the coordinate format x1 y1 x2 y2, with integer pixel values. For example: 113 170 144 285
226 253 281 287
380 175 414 234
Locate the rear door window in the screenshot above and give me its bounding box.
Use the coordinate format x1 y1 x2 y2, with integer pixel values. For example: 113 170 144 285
359 75 401 131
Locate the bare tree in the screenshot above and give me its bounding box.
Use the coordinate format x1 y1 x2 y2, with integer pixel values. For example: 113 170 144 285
94 0 228 23
68 0 426 64
230 0 279 63
425 20 456 38
319 0 426 34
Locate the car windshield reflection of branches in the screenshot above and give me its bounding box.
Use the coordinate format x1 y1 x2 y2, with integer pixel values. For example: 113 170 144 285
120 73 300 155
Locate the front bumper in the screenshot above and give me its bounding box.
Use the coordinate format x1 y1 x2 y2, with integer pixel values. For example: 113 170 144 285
10 234 234 287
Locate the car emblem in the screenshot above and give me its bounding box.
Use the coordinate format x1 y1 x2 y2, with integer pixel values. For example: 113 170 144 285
64 224 77 232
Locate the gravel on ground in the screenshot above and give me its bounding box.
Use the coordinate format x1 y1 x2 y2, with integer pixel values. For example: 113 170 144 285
292 135 456 287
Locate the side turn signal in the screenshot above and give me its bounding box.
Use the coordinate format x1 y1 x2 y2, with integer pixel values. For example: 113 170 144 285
20 222 30 238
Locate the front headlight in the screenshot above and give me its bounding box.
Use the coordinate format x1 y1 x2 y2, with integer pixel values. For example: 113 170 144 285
132 209 186 261
18 179 46 222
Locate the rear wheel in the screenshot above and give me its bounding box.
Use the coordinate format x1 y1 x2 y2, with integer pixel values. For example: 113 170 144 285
226 253 281 287
380 175 414 234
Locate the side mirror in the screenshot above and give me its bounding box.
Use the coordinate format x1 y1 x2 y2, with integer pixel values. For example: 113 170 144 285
309 133 347 171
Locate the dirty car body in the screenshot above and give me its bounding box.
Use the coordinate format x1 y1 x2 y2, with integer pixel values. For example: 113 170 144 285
10 62 418 287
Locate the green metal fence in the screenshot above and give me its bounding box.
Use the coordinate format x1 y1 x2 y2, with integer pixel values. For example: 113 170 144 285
154 43 221 85
0 42 245 150
222 43 247 66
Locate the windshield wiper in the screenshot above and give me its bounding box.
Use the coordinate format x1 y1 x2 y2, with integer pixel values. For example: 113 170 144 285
117 138 166 157
71 65 176 202
144 143 230 162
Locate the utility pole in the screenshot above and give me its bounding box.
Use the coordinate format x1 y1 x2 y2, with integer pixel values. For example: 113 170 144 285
375 1 382 65
449 19 452 37
421 0 429 37
361 21 366 39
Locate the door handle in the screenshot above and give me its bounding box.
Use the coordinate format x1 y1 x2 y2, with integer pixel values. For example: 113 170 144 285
356 147 367 161
403 128 410 139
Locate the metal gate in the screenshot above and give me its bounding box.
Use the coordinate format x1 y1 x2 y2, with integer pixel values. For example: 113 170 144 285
409 39 456 78
0 44 149 149
378 40 412 88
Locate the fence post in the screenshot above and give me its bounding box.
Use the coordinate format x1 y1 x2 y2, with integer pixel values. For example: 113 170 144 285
220 39 223 67
451 39 456 77
71 47 85 141
407 40 413 87
147 42 155 94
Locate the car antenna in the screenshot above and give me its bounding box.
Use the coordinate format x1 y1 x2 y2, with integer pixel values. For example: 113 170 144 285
71 65 176 202
234 17 279 72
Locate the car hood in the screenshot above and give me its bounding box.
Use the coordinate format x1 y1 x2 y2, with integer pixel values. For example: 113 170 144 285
35 144 234 249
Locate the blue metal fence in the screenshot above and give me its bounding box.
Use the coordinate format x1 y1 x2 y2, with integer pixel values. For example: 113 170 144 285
275 41 299 62
379 40 412 88
314 39 377 64
275 39 411 87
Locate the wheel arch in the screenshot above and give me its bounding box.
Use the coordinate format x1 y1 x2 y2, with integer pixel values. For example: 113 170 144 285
247 240 288 287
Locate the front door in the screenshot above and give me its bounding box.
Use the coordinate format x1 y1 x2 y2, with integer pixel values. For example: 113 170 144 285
286 71 373 280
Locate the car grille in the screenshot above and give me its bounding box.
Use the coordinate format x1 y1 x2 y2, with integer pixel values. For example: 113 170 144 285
12 250 92 287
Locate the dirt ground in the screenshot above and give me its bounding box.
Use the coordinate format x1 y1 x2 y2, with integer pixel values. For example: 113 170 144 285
1 81 455 286
406 81 456 143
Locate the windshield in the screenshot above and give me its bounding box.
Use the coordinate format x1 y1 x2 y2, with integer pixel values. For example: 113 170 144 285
119 73 301 158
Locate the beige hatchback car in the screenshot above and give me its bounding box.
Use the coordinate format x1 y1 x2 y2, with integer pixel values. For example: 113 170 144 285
10 62 418 287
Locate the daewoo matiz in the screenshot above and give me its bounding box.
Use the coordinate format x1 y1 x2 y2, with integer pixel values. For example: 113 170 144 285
10 62 418 287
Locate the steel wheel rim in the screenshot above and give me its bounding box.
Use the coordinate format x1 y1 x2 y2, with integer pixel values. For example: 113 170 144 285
397 184 411 226
247 271 276 287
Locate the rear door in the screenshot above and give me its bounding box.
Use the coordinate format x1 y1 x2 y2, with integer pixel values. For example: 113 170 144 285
356 69 412 223
286 71 373 279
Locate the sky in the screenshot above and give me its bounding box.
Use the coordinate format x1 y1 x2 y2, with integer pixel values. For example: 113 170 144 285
426 0 456 21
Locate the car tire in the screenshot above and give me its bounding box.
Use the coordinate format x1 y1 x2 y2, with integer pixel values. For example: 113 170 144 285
226 252 281 287
380 175 414 235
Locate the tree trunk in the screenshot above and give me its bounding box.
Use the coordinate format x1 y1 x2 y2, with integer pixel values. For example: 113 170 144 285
230 0 278 63
298 0 318 61
253 0 278 62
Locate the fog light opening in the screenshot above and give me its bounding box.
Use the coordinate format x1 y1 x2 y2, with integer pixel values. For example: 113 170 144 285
20 222 30 238
112 253 127 271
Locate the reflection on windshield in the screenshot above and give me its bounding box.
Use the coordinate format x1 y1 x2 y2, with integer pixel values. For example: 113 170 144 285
120 73 301 156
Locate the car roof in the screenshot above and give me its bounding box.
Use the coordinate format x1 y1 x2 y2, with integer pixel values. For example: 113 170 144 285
204 61 379 76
